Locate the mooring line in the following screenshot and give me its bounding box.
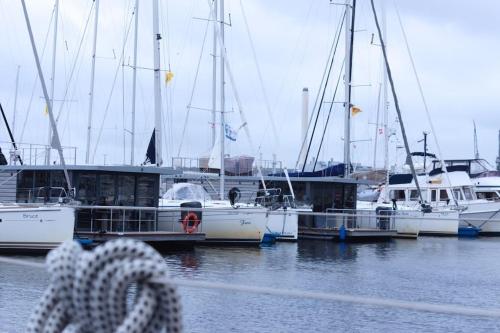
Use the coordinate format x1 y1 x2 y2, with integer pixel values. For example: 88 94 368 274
1 255 499 319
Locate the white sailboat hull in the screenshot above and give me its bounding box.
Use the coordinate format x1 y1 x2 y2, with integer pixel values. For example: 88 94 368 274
265 209 302 241
158 202 267 244
459 201 500 234
397 210 459 236
0 205 75 250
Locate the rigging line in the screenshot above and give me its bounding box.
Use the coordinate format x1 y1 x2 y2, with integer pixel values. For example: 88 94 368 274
373 82 382 169
0 169 23 188
2 256 500 319
393 2 458 206
239 0 280 148
158 0 170 160
19 8 55 143
370 0 425 204
273 0 316 115
91 10 135 163
207 0 267 190
313 60 345 171
300 9 346 173
295 8 347 171
55 1 94 123
292 25 337 170
121 0 132 165
176 14 211 158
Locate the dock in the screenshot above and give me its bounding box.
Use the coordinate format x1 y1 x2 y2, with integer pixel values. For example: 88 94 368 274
299 227 397 242
75 231 205 249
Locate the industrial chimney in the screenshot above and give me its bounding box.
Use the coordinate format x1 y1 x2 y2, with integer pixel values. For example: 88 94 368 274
299 88 309 167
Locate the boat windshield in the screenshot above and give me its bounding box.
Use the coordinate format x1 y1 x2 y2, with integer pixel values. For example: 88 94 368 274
162 183 212 201
462 186 475 200
471 159 493 174
452 188 464 201
477 191 500 201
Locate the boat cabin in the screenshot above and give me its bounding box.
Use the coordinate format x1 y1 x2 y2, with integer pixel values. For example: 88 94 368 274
0 165 171 232
431 159 500 201
380 170 478 207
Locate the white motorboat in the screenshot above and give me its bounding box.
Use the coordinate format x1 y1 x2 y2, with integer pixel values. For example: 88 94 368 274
157 183 267 244
370 169 500 235
434 159 500 201
0 204 75 251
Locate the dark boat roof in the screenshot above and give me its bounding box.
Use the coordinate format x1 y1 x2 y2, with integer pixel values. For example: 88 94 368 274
0 164 178 175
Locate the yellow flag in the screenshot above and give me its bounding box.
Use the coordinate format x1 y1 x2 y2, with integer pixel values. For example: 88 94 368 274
165 71 174 84
44 104 48 116
351 106 362 116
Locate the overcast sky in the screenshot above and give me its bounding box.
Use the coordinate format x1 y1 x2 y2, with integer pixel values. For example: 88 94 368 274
0 0 498 170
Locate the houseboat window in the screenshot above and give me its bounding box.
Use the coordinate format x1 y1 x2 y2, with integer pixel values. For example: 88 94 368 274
77 173 97 205
431 190 437 201
98 174 116 205
17 171 34 202
390 189 406 201
439 189 449 201
343 184 356 209
117 175 135 206
136 175 157 207
453 188 463 201
462 187 475 200
50 171 68 200
33 171 50 202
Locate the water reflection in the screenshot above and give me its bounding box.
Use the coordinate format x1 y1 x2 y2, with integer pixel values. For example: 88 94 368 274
2 238 500 332
297 240 358 263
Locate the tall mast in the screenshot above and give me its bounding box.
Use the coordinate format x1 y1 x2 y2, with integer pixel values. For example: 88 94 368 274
130 0 139 165
370 0 425 205
211 0 218 148
219 0 225 200
46 0 59 165
382 0 389 175
343 0 356 177
21 0 72 191
152 0 163 166
372 82 382 169
86 0 100 164
12 65 20 141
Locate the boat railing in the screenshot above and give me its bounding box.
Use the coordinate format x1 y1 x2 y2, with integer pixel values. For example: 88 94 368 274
253 188 296 209
73 205 161 234
323 208 395 230
0 141 77 166
17 186 72 204
170 156 285 176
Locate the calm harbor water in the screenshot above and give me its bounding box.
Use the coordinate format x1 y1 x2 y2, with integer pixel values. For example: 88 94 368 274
1 238 500 332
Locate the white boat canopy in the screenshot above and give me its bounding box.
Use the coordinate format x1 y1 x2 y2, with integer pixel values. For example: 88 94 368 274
162 183 211 201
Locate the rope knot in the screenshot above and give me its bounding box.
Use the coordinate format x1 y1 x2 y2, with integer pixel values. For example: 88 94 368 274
27 239 183 333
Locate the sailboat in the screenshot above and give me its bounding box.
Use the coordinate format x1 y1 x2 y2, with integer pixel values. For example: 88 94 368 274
157 0 270 244
0 1 76 251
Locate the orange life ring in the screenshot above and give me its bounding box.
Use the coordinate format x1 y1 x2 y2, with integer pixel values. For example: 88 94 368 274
182 212 200 234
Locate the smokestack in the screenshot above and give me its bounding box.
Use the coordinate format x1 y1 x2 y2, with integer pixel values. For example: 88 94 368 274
299 88 309 167
302 88 309 142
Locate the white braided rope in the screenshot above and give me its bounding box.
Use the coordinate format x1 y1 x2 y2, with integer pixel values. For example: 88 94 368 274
26 239 183 333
